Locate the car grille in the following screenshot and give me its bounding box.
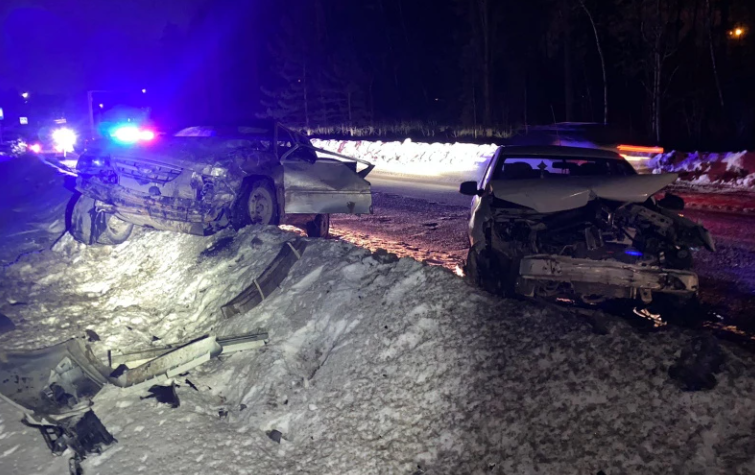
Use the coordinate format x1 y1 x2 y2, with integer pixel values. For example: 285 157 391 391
112 159 182 185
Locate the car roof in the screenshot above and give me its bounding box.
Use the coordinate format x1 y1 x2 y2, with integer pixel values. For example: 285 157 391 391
497 145 625 161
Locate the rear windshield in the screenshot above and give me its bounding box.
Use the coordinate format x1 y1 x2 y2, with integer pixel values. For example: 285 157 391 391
493 156 636 180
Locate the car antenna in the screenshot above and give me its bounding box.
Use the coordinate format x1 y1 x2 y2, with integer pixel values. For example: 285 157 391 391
550 105 561 145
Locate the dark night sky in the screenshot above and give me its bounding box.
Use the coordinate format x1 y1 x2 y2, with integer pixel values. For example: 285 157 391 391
1 0 753 148
0 0 203 93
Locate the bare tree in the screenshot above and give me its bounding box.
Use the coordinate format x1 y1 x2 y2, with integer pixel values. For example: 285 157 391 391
639 0 681 142
578 0 608 124
705 0 725 109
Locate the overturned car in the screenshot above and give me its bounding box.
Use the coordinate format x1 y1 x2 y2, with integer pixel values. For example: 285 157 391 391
460 146 714 314
62 121 373 245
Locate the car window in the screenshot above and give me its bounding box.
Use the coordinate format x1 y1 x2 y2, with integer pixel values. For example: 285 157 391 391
493 156 635 180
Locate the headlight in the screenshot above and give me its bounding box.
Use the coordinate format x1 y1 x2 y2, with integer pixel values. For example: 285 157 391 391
52 128 76 153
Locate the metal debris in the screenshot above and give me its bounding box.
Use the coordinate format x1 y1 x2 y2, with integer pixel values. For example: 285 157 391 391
221 239 308 317
141 384 180 408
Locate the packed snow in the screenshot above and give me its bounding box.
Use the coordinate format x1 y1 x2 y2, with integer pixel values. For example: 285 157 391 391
314 138 755 192
1 222 755 473
313 138 496 184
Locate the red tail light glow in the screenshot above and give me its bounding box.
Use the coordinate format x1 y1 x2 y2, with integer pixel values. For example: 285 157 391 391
617 145 664 154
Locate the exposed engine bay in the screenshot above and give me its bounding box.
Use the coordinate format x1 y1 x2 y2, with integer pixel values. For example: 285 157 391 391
463 147 716 316
483 194 714 304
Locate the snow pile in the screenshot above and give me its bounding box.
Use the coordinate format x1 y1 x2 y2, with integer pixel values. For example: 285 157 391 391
314 138 755 192
650 150 755 189
313 138 496 183
2 227 755 474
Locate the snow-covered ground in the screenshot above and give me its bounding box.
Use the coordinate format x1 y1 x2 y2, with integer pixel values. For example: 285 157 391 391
2 221 755 473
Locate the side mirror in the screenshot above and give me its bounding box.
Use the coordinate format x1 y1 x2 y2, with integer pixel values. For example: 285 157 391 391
459 181 482 196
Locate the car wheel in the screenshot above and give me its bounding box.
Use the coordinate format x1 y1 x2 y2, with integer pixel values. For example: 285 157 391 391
69 195 133 245
233 179 280 229
465 245 517 296
95 213 133 245
70 195 96 244
306 214 330 238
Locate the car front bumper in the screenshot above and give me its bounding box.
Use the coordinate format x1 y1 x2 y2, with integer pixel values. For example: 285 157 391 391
516 254 699 303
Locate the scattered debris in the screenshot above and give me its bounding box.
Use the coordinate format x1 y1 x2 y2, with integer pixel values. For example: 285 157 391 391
267 429 283 444
668 335 726 391
85 329 100 342
0 311 16 334
0 339 110 416
185 379 199 391
221 239 308 318
141 384 180 408
218 409 229 419
23 410 116 458
372 248 400 264
107 331 268 372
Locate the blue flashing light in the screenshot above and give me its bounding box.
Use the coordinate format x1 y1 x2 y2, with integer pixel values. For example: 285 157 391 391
111 125 140 144
624 249 643 257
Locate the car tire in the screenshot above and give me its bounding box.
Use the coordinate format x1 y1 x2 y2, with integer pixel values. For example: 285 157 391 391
234 179 280 229
95 213 133 245
306 214 330 238
69 195 133 245
70 195 96 244
465 245 518 296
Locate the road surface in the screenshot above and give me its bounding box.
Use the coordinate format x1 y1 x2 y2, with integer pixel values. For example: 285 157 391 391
333 172 755 339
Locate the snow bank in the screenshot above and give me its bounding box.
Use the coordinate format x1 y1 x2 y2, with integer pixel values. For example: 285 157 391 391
314 138 755 191
2 226 755 474
313 138 496 184
650 150 755 190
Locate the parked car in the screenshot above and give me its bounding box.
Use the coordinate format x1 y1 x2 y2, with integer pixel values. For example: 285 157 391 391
459 145 714 315
65 121 374 245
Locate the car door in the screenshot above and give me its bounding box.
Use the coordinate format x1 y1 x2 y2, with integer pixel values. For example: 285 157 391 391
280 132 373 215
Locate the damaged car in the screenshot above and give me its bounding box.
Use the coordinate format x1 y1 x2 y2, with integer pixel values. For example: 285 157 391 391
460 146 714 316
60 121 373 245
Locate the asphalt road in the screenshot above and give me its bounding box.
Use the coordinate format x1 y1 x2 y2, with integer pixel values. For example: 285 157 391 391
333 172 755 340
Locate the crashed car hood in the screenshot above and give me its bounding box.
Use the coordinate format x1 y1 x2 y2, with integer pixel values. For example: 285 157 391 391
98 138 252 173
488 173 679 213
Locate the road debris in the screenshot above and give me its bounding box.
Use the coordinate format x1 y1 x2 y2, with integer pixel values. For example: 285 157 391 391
668 335 726 391
221 239 308 318
141 384 180 408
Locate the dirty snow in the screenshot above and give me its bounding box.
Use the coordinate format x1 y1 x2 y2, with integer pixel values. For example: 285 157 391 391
1 221 755 474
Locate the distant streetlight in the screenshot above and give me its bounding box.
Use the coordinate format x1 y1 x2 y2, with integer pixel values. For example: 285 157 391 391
730 27 746 38
21 92 29 99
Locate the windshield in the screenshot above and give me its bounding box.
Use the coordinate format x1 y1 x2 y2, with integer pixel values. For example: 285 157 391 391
493 156 636 180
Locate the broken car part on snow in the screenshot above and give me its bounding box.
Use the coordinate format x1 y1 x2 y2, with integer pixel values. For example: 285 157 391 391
0 330 267 468
51 120 373 246
462 146 715 320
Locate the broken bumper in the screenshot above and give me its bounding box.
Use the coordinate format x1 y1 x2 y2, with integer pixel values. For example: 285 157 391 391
517 254 699 302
